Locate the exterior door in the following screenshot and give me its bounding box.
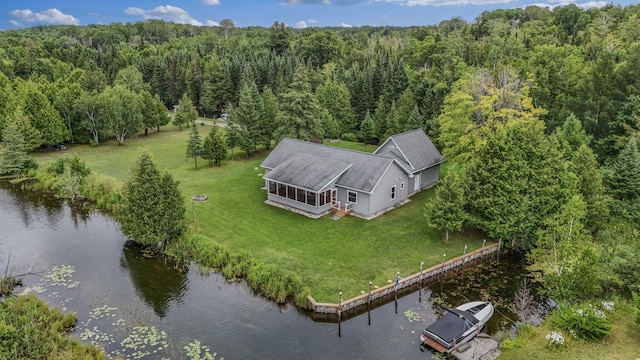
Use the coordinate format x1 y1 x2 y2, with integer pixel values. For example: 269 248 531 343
414 173 421 192
331 188 337 207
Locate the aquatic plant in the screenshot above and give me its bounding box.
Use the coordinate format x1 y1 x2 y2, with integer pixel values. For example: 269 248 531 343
184 339 221 360
404 309 421 322
119 325 169 359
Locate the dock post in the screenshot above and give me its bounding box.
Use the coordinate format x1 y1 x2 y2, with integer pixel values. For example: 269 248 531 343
419 261 424 283
338 292 342 319
395 272 400 292
368 282 372 304
441 254 446 275
463 244 468 262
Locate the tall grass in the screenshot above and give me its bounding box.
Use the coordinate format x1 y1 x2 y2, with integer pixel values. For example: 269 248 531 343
166 234 310 307
0 294 105 359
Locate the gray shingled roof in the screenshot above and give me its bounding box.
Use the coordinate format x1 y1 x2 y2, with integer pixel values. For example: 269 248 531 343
261 138 395 193
378 128 443 172
263 153 352 191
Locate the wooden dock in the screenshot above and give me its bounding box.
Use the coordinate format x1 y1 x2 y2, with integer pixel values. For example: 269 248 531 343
451 333 501 360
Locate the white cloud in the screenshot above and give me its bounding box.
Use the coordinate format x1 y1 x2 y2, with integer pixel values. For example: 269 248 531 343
296 20 308 28
124 5 203 26
9 20 22 26
341 22 353 27
307 19 318 23
202 0 221 4
9 8 80 25
406 0 513 5
207 20 220 26
577 1 609 9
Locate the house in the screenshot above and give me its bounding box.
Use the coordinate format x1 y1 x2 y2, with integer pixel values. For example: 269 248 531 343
260 129 444 219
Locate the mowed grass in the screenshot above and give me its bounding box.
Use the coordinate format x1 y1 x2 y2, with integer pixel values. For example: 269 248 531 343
36 125 485 302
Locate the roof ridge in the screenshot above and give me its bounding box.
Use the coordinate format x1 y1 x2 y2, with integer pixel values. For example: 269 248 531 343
281 137 392 160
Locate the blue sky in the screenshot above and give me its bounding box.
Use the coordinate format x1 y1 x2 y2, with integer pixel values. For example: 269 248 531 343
2 0 638 30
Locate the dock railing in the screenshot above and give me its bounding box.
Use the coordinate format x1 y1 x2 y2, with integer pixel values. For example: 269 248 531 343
307 242 500 315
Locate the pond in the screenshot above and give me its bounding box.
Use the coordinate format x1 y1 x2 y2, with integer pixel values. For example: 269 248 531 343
0 182 536 359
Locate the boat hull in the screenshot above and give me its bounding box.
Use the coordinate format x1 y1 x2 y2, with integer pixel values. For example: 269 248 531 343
420 301 494 353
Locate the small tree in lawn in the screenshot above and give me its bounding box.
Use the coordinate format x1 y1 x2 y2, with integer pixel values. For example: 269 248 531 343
119 150 185 249
226 125 242 160
424 171 467 241
202 126 228 166
173 94 198 131
186 122 203 169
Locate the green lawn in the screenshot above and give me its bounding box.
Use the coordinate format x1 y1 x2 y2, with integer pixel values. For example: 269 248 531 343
36 126 485 302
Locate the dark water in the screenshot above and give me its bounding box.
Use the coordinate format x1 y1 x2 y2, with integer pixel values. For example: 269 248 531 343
0 182 533 359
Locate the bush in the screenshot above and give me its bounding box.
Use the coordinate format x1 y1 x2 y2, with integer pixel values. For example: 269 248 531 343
47 154 91 178
549 302 613 340
341 132 357 142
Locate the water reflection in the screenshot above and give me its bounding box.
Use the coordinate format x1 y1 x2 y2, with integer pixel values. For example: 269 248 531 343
120 241 189 318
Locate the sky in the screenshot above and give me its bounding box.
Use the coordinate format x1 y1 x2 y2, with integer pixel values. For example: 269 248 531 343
1 0 639 30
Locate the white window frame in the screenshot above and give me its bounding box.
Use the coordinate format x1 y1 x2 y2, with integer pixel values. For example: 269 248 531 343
391 185 396 200
347 190 358 204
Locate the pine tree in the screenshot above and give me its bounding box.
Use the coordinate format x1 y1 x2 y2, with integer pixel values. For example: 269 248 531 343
0 118 31 178
319 109 338 140
186 122 203 170
383 101 401 139
360 110 375 145
202 126 228 166
424 171 466 241
119 150 186 249
404 105 424 132
260 86 279 148
275 66 322 141
232 82 263 149
605 137 640 201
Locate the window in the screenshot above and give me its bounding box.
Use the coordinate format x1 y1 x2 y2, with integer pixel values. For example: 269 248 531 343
347 191 357 204
269 181 277 194
296 188 306 203
306 191 316 206
287 186 296 200
391 185 396 200
400 182 405 190
277 183 287 197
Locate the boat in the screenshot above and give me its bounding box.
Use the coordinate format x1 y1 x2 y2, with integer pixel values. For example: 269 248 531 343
420 301 494 353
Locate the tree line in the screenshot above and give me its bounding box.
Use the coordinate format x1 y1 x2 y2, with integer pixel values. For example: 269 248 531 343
1 4 640 310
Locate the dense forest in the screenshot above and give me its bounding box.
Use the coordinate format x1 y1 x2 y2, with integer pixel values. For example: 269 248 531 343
1 3 640 312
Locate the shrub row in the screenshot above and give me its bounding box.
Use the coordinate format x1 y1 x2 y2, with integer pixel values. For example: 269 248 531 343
166 234 310 307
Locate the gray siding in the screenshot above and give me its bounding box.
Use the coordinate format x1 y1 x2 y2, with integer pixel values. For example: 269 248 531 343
266 193 329 215
420 165 440 189
336 187 370 216
368 164 407 216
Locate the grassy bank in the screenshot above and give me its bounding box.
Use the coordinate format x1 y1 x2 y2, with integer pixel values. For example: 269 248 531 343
500 300 640 359
35 126 485 303
0 294 105 359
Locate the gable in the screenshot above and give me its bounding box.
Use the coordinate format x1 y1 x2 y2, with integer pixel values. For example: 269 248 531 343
374 129 443 172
